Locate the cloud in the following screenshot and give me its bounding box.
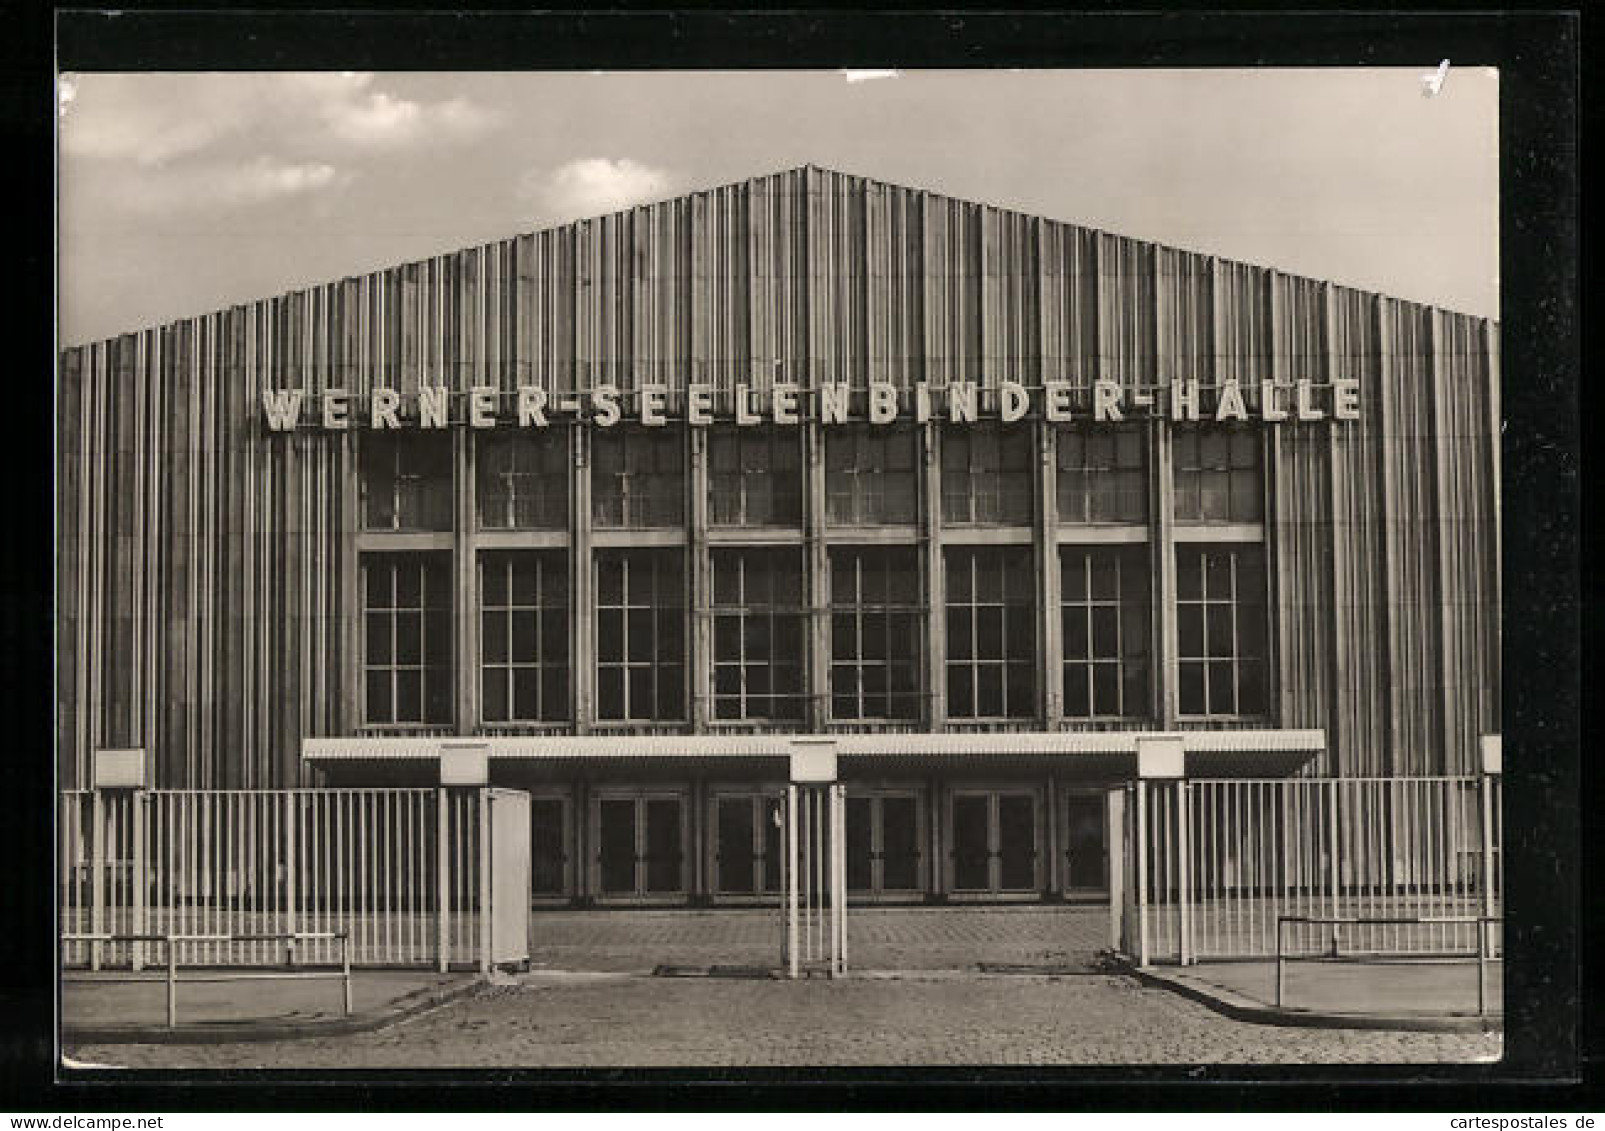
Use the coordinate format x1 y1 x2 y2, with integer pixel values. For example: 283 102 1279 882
520 158 675 221
320 86 498 147
114 156 354 214
59 72 501 166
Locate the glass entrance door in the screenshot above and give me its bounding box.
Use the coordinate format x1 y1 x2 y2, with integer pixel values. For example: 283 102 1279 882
949 789 1041 895
712 792 783 897
1063 791 1109 894
845 791 924 897
529 795 571 900
594 792 687 900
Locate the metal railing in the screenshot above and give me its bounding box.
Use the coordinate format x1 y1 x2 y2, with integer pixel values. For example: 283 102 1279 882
1126 775 1502 964
60 789 487 970
1274 915 1500 1016
61 930 352 1029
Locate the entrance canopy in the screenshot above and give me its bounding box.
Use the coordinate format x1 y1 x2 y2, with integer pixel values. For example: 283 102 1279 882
302 730 1324 778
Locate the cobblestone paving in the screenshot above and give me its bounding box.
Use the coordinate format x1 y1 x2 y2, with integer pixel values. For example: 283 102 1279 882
527 904 1111 972
73 973 1500 1069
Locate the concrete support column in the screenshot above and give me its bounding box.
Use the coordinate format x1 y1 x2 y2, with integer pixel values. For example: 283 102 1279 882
689 425 711 731
453 430 478 734
570 423 593 733
921 421 946 730
805 421 830 732
1035 418 1062 725
1152 417 1179 727
340 435 361 740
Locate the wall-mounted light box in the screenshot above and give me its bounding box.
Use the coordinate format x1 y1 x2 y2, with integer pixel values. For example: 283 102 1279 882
92 748 148 790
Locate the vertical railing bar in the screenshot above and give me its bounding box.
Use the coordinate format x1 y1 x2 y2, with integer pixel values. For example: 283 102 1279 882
246 795 256 965
1135 782 1147 966
284 793 297 967
437 788 449 972
382 792 393 966
479 790 492 974
365 791 376 965
90 789 103 972
786 784 798 979
410 791 420 964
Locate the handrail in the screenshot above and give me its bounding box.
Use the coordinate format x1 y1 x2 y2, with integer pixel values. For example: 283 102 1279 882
61 930 352 1028
1274 914 1499 1016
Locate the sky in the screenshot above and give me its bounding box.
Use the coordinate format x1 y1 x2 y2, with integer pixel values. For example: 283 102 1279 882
56 68 1499 347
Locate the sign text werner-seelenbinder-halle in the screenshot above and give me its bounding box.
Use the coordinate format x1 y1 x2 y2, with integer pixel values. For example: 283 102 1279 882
262 377 1362 432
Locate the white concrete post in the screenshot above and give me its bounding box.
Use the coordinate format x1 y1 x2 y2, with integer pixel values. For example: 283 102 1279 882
1136 735 1185 967
436 787 450 973
1106 788 1126 953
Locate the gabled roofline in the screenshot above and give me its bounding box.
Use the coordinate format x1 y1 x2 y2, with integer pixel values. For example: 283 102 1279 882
62 162 1497 349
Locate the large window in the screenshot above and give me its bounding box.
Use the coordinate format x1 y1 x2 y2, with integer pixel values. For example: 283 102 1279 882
596 550 685 721
1061 547 1150 719
363 553 451 726
825 426 917 525
477 434 568 529
711 549 806 722
1173 427 1263 523
480 551 568 723
592 429 684 528
1176 545 1268 717
709 428 801 527
945 547 1036 720
830 548 923 722
941 423 1032 525
1057 427 1146 523
361 434 452 531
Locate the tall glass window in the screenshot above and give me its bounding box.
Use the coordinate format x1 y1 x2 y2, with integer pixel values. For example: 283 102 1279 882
1176 545 1268 717
711 549 806 722
361 434 452 531
479 551 569 723
1173 427 1263 523
829 547 923 722
1057 427 1147 523
944 547 1036 720
592 429 684 528
477 434 568 529
362 553 451 725
1060 547 1150 719
941 423 1032 525
709 428 802 527
825 426 918 525
595 550 685 721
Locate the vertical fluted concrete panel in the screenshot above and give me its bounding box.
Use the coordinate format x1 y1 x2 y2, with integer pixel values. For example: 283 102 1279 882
922 193 984 390
1096 233 1156 393
809 168 870 392
1217 261 1274 391
1156 247 1214 385
863 180 926 390
983 208 1042 389
1328 286 1390 776
748 172 810 393
1038 222 1099 391
1271 273 1334 772
1379 299 1444 775
1433 310 1500 773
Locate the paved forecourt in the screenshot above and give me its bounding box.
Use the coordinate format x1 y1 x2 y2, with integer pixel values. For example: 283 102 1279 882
525 903 1112 973
69 971 1502 1068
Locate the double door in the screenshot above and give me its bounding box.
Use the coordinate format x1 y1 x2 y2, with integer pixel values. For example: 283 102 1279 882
593 791 687 900
948 788 1041 896
846 791 925 897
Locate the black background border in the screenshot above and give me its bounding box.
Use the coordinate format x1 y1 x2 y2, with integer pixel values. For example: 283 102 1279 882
4 3 1587 1110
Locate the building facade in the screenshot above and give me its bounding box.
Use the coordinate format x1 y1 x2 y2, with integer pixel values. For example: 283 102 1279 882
56 166 1501 906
